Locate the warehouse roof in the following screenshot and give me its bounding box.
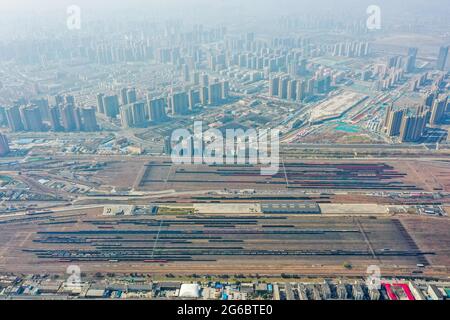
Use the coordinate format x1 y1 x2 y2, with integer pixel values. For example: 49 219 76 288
261 202 320 214
179 283 201 298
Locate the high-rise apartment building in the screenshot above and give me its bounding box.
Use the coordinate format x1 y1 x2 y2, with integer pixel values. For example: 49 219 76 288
436 46 449 71
278 77 289 99
49 105 63 131
296 80 307 101
81 107 98 131
188 89 199 110
20 105 43 131
127 88 137 104
405 47 418 73
385 108 404 137
171 92 189 115
148 97 167 122
0 133 10 156
120 105 134 128
103 95 120 118
400 114 426 142
208 82 222 105
269 77 279 97
221 81 230 100
131 102 146 127
97 93 105 113
287 79 297 100
60 104 77 131
200 86 209 105
121 88 129 105
430 96 448 125
5 106 24 132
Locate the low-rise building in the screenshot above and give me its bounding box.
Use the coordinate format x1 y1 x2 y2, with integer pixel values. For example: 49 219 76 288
240 283 254 294
261 202 320 214
352 284 365 300
408 281 426 300
85 288 105 298
321 282 332 300
369 288 380 300
336 284 347 300
428 284 444 300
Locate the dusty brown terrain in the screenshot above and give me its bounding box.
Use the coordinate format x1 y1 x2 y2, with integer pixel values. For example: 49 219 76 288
94 159 148 190
400 216 450 267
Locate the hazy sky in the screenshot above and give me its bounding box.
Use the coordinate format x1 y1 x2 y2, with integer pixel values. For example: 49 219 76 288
0 0 449 40
2 0 447 16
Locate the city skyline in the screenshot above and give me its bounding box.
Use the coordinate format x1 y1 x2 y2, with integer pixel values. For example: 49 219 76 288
0 0 449 304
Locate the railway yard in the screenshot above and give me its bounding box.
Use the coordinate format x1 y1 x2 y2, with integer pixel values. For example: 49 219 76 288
0 150 449 279
0 205 450 276
0 206 447 276
138 161 421 192
1 0 450 303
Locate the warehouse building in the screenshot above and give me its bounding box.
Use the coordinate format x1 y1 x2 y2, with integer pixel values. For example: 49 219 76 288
261 202 321 214
179 283 201 298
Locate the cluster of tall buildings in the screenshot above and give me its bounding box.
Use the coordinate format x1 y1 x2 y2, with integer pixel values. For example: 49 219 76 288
331 41 370 58
225 50 308 75
384 47 420 74
0 39 149 65
2 96 98 133
168 78 230 116
179 48 308 78
384 106 426 143
161 32 321 78
371 47 422 92
94 42 154 64
373 49 446 93
409 73 429 92
378 46 448 92
120 102 147 128
97 88 162 128
269 72 332 101
155 27 227 66
1 20 230 67
148 98 167 122
173 34 321 82
97 81 230 129
372 67 405 91
156 47 183 65
383 95 449 142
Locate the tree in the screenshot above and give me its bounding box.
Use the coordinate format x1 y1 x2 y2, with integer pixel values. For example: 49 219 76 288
343 262 352 269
